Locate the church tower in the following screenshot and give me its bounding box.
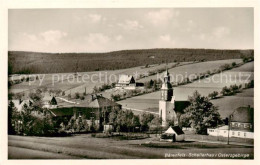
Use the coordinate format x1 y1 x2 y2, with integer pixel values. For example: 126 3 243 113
159 69 176 127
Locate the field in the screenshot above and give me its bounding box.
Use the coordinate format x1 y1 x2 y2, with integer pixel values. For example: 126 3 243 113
9 59 241 97
9 61 185 95
118 62 254 118
8 135 253 159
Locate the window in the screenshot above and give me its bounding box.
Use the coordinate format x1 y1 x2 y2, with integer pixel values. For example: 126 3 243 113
238 132 240 136
232 132 235 135
244 133 246 137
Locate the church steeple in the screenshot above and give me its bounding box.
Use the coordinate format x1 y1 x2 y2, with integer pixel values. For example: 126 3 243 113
160 69 173 101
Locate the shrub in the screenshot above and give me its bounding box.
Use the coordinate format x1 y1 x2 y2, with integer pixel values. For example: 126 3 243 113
75 92 80 99
208 91 218 99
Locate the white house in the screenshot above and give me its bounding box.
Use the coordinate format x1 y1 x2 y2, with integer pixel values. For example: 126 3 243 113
42 95 58 109
116 75 136 90
160 126 185 142
208 106 254 139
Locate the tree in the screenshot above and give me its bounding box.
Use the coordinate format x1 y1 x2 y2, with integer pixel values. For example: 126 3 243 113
29 92 43 102
221 86 231 96
148 115 162 134
75 92 80 99
182 91 222 134
111 94 121 101
139 112 154 131
93 86 100 94
208 91 218 99
8 101 19 134
68 94 71 99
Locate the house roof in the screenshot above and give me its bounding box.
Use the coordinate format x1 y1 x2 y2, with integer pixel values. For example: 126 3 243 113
87 96 121 108
165 126 184 135
118 75 135 84
42 94 54 101
175 101 190 113
49 108 74 117
231 106 254 123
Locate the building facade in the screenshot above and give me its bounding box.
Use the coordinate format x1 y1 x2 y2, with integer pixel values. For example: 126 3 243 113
207 106 254 139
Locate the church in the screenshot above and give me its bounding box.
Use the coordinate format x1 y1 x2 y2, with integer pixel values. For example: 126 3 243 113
159 69 190 127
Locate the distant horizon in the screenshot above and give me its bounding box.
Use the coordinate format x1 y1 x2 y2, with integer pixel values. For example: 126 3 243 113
8 47 254 54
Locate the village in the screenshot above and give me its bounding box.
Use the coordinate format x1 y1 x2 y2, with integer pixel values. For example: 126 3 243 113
8 58 254 158
7 8 254 159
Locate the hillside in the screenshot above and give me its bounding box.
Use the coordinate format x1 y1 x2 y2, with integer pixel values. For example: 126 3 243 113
8 48 253 74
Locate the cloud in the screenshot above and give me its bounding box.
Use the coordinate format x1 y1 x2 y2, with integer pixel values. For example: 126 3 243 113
146 9 179 25
39 30 67 44
88 14 102 23
85 33 110 44
115 35 123 41
118 20 143 30
159 34 171 42
158 34 175 47
212 26 230 39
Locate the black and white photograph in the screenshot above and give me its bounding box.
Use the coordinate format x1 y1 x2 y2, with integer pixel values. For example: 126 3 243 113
2 2 259 163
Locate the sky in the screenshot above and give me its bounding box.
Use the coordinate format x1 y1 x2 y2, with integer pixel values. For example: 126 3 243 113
8 8 253 53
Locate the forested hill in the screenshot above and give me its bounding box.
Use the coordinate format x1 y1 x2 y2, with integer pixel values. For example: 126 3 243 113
8 48 253 74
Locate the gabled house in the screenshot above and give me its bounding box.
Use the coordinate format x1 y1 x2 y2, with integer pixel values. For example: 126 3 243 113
160 126 185 142
116 75 136 89
42 94 58 109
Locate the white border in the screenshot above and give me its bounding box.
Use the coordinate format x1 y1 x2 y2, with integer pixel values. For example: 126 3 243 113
0 0 259 165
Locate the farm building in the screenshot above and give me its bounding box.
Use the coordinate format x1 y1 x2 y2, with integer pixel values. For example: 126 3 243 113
116 75 136 90
160 126 185 142
42 94 58 109
207 106 254 139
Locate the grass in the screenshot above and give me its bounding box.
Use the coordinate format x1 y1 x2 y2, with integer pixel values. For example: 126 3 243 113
141 141 252 149
9 59 242 96
118 61 254 118
92 132 150 140
8 135 253 159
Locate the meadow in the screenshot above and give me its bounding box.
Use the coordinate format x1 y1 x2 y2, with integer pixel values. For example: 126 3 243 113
8 134 253 159
9 59 240 96
118 62 254 118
